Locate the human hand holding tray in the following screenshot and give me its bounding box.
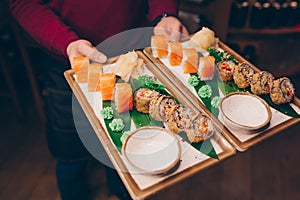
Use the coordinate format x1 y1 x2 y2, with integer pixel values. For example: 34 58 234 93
64 51 235 200
144 39 300 152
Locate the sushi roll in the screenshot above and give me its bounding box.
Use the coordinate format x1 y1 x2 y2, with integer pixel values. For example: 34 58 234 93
74 56 89 83
270 77 295 105
151 35 168 58
186 114 215 143
217 60 235 82
149 95 177 121
233 62 255 88
182 48 198 74
88 63 103 92
114 83 133 113
166 105 196 134
134 88 160 113
168 41 183 66
198 56 215 81
250 71 274 95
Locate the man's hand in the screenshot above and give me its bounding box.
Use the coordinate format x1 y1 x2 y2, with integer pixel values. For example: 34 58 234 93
154 16 189 41
66 39 107 68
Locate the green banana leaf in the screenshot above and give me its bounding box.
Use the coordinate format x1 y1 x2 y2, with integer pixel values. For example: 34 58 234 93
192 140 219 160
260 94 300 118
130 108 163 128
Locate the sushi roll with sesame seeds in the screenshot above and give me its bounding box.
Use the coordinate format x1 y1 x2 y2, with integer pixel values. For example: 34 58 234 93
149 95 177 121
166 104 197 134
233 62 255 89
185 114 215 143
134 88 160 113
270 77 295 105
250 71 274 95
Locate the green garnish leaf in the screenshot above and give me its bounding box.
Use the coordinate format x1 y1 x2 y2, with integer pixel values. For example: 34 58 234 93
207 47 238 64
137 75 166 94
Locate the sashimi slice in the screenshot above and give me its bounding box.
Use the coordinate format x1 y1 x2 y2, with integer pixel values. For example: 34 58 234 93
169 41 182 66
74 56 89 83
151 35 168 58
182 48 198 74
100 73 116 101
198 56 215 81
88 63 103 92
114 83 133 113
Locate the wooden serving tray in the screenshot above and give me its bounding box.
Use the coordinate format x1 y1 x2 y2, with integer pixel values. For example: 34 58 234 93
144 42 300 152
64 51 235 200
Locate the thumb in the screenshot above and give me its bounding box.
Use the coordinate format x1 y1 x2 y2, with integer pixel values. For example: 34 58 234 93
77 40 107 63
67 39 108 65
87 47 108 63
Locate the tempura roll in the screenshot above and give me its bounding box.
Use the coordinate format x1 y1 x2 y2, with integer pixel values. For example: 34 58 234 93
134 88 160 113
166 105 196 134
186 114 215 143
233 62 255 88
217 60 235 82
149 95 177 121
270 77 295 105
250 71 274 95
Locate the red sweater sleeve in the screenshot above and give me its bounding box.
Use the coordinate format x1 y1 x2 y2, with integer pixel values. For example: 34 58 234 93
10 0 178 57
10 0 79 57
148 0 178 21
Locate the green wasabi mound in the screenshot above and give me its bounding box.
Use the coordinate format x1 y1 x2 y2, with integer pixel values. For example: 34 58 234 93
211 96 222 108
100 107 114 119
120 131 131 144
188 75 200 87
198 85 212 98
109 118 125 132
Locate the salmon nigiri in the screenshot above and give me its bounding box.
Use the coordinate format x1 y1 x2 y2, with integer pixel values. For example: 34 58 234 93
182 48 198 74
88 63 103 92
169 41 183 66
100 73 116 101
151 35 168 58
198 56 215 81
74 56 89 83
114 83 133 113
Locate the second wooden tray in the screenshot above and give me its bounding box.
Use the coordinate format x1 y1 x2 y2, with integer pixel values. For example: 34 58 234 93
144 42 300 151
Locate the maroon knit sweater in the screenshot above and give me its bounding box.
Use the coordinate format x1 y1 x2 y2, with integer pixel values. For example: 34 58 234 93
10 0 177 57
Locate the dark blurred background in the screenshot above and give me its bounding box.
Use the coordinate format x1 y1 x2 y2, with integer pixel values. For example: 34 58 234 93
0 0 300 199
